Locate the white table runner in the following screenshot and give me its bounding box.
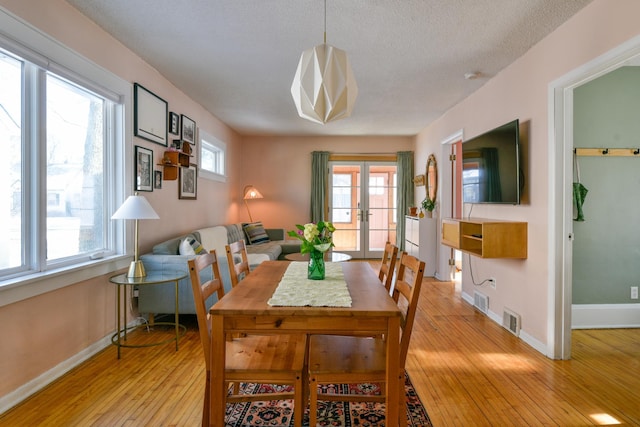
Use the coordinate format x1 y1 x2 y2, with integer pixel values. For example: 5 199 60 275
267 262 352 307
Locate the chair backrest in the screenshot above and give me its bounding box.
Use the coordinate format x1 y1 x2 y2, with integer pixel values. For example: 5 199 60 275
225 240 251 287
378 241 398 292
188 250 226 370
392 252 425 367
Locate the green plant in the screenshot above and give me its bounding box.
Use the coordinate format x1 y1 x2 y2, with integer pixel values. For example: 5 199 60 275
421 198 435 212
287 221 336 253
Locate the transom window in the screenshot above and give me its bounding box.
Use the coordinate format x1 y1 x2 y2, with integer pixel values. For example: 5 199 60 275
199 130 226 182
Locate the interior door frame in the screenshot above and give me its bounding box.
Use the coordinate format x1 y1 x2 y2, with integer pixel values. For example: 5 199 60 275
549 34 640 360
437 131 463 281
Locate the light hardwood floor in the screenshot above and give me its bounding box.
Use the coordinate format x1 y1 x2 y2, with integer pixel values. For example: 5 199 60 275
1 272 639 426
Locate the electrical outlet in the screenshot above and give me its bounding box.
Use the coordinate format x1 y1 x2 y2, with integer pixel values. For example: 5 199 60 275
489 278 496 289
631 286 638 300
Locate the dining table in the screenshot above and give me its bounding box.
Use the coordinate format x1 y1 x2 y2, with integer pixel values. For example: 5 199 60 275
208 260 404 427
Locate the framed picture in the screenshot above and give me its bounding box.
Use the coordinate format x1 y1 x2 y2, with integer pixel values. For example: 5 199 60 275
179 164 197 199
134 83 168 146
181 114 196 145
134 145 153 192
154 170 163 189
169 112 179 135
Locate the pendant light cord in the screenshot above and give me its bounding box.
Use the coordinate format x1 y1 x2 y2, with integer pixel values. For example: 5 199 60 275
323 0 327 44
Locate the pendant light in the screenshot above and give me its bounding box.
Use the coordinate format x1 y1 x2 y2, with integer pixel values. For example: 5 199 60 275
291 0 358 124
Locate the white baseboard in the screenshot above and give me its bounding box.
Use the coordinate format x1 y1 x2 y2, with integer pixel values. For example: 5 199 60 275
461 290 547 356
572 303 640 329
0 335 112 415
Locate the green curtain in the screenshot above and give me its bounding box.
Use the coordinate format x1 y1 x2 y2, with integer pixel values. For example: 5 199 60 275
310 151 329 223
396 151 414 250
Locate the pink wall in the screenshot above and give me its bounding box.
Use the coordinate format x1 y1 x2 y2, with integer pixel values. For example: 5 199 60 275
240 136 413 230
414 0 640 347
0 0 242 402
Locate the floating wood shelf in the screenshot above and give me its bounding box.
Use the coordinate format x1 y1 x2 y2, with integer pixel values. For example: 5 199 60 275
159 150 191 180
442 218 527 259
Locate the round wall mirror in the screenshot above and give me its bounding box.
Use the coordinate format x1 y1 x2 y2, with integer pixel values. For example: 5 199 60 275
426 154 437 205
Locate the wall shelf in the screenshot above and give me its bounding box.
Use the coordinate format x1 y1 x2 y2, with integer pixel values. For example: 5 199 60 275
159 150 191 180
442 218 527 259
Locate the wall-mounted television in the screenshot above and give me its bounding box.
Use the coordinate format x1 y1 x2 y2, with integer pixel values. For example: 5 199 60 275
462 119 521 204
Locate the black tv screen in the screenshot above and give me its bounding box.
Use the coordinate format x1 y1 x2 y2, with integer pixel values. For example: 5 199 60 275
462 119 521 204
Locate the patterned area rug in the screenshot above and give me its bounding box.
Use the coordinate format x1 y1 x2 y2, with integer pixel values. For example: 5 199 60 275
224 372 432 426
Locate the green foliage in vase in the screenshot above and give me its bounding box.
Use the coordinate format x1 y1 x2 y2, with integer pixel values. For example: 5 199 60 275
287 221 336 254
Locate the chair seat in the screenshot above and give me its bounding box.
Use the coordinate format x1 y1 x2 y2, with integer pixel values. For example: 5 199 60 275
226 334 307 374
309 335 387 376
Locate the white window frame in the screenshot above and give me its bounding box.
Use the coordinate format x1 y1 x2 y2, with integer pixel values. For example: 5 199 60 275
199 129 226 182
0 8 133 307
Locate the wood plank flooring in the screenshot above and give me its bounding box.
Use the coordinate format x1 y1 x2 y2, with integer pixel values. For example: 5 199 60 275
1 271 639 426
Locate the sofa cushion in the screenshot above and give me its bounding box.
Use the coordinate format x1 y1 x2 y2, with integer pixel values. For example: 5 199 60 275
243 221 270 245
246 240 282 261
153 232 202 255
179 236 206 255
225 224 245 245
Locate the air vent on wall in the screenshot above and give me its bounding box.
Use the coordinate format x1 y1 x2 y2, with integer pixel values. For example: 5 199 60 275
473 291 489 314
503 307 521 336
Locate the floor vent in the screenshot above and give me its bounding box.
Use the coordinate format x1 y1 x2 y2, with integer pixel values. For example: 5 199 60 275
473 291 489 314
503 308 521 336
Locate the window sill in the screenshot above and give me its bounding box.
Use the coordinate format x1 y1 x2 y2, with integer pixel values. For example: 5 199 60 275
0 256 133 308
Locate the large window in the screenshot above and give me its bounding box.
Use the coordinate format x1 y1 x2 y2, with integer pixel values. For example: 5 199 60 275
0 45 122 282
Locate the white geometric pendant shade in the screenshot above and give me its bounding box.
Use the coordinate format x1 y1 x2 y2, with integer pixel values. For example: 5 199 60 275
291 43 358 124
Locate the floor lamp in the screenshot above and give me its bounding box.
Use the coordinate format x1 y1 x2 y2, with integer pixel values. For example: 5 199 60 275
111 193 159 277
243 185 263 222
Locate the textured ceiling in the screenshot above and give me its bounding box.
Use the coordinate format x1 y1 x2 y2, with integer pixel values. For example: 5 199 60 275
64 0 592 136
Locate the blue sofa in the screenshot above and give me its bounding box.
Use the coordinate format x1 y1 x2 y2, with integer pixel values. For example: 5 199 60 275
138 224 301 315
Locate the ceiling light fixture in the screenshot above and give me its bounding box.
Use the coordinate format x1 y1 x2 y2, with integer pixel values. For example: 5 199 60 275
291 0 357 124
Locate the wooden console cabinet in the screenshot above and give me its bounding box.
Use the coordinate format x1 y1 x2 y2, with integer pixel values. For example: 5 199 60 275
441 218 527 259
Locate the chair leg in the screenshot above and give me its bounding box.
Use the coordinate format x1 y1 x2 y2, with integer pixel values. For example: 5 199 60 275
294 373 303 427
309 376 318 427
202 371 210 427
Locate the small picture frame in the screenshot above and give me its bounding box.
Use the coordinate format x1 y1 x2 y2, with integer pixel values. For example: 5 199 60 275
169 112 179 135
154 170 163 189
181 114 196 145
179 164 197 200
134 145 153 192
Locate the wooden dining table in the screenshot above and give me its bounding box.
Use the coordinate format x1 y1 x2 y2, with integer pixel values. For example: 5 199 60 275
208 260 404 427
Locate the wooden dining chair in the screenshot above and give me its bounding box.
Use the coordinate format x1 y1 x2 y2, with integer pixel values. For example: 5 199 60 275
379 241 399 292
307 252 425 427
225 240 251 287
188 250 308 427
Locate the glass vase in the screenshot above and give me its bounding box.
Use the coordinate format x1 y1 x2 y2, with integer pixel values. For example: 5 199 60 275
307 249 326 280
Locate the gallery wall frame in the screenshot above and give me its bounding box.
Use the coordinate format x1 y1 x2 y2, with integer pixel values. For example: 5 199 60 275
154 170 163 189
179 164 197 199
135 145 153 192
181 114 196 145
169 112 179 135
134 83 168 146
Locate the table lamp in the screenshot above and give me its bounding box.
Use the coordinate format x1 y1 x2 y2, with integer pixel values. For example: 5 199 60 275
243 185 263 222
111 193 159 277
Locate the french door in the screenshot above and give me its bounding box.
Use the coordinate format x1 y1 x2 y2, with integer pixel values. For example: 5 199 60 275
328 161 397 259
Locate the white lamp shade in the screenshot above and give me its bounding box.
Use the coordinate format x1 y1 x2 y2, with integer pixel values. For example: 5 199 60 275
111 195 159 220
291 43 358 124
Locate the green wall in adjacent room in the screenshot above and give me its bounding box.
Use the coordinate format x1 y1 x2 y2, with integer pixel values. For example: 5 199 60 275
572 66 640 304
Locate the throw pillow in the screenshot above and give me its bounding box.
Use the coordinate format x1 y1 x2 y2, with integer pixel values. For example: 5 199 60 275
242 221 270 245
179 237 206 255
